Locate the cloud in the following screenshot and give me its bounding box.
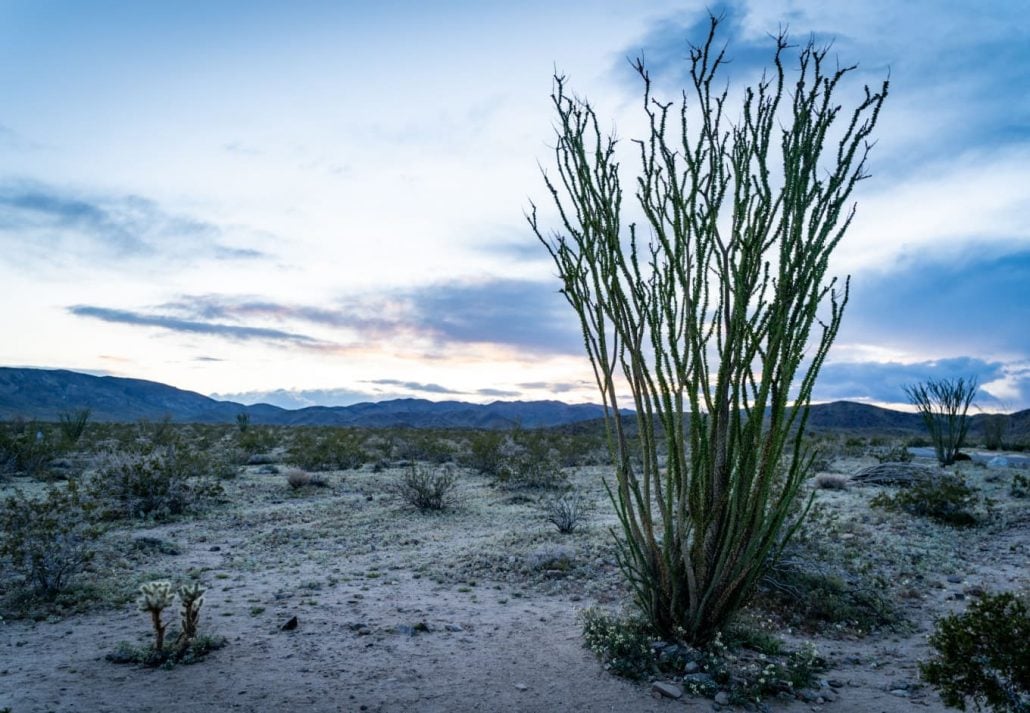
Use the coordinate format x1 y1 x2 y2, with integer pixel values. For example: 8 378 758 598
367 379 463 396
814 357 1007 405
68 305 324 346
476 387 521 398
0 179 269 264
840 248 1030 356
163 278 583 356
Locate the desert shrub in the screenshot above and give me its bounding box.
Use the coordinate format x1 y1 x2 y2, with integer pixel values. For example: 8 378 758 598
541 492 590 533
873 443 913 464
136 415 177 447
88 448 223 520
580 608 824 702
1011 474 1029 499
392 430 455 464
0 421 57 477
0 480 98 597
813 473 849 490
580 608 656 680
285 468 326 490
287 428 365 471
463 430 506 476
392 464 458 511
920 592 1029 712
760 558 897 632
870 473 984 527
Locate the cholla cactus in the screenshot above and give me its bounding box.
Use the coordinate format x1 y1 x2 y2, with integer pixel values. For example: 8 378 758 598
138 580 175 652
176 582 205 647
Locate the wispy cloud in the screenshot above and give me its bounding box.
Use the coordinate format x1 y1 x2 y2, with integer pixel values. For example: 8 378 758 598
68 305 324 346
0 180 269 264
162 278 582 356
367 379 463 396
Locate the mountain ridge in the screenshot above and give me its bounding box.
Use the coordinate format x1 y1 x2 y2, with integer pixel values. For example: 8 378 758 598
2 367 1027 434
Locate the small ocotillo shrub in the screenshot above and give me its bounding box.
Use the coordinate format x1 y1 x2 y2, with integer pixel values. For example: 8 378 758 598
541 492 590 533
906 377 978 466
920 592 1029 712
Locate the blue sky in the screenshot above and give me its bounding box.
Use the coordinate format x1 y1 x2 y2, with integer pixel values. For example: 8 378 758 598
1 1 1027 411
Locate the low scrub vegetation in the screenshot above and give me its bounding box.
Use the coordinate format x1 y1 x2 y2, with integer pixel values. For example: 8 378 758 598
870 473 986 527
920 591 1029 712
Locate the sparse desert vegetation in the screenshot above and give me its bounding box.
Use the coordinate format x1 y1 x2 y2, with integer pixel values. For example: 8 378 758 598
0 418 1027 712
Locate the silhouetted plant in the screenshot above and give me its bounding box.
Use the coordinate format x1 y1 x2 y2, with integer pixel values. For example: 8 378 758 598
983 413 1008 451
530 14 887 642
905 377 978 466
57 409 91 449
542 492 591 533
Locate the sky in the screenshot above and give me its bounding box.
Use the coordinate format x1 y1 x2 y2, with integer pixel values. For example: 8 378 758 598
0 0 1027 412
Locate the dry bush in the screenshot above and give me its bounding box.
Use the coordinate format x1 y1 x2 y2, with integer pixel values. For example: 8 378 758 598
813 474 849 491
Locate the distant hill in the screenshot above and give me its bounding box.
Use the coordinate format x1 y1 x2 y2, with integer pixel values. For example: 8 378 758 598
1 367 1026 437
0 368 616 429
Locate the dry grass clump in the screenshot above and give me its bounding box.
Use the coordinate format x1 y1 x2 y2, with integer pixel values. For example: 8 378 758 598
813 474 849 491
285 468 326 490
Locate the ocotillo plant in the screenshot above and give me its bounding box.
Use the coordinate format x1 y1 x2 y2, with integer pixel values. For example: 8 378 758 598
530 15 887 643
905 377 978 465
139 580 175 652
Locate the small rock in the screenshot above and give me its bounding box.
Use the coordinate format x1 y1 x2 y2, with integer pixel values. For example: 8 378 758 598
889 689 909 698
514 683 528 692
684 660 700 674
714 691 730 705
445 624 463 632
796 689 819 703
652 682 683 699
828 679 844 688
209 545 221 552
947 575 963 584
964 585 987 598
281 616 298 631
987 456 1009 469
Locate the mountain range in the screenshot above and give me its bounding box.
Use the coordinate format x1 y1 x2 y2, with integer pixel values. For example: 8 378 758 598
1 367 1027 435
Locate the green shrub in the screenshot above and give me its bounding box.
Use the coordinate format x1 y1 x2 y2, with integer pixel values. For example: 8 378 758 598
0 480 98 597
287 428 365 471
920 592 1029 712
580 608 655 680
0 421 57 477
392 464 458 511
759 559 897 633
88 448 223 520
873 444 913 464
870 473 983 526
463 430 506 476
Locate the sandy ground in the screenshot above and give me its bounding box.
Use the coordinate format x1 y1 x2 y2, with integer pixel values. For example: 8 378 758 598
1 454 1027 713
